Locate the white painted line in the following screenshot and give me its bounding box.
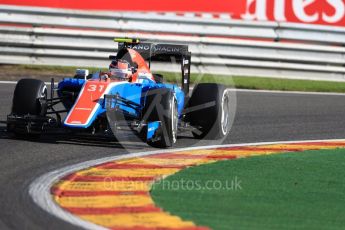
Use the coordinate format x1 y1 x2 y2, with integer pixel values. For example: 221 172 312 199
232 88 345 96
0 81 18 84
0 80 52 85
29 138 345 230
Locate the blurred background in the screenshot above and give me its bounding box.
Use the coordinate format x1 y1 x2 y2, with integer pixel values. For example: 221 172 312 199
0 0 344 87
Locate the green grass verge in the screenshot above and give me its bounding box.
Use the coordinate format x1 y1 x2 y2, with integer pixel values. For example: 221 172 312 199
17 64 108 74
151 149 345 230
3 65 345 93
160 72 345 93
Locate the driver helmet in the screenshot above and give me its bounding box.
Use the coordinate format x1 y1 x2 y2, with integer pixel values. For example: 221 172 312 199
109 59 132 79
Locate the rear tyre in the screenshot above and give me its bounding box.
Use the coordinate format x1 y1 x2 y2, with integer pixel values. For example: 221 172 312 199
187 83 231 140
9 79 48 137
144 88 178 148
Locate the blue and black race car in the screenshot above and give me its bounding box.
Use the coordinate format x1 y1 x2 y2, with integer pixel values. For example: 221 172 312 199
7 38 231 148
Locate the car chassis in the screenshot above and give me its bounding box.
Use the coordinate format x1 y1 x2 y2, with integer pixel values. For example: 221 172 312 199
7 38 231 147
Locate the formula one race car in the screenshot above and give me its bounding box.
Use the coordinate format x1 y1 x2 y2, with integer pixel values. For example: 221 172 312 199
7 38 231 148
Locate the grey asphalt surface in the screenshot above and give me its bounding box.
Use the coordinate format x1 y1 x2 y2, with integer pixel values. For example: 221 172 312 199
1 83 345 229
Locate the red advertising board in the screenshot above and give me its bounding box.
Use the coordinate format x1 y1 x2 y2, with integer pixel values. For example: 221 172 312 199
1 0 345 27
0 0 246 14
242 0 345 27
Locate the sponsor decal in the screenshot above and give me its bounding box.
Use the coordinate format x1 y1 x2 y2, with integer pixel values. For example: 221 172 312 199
126 44 151 51
242 0 345 26
125 44 188 55
153 45 188 54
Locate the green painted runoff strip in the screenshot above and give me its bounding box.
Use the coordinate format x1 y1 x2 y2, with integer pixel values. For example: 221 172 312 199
151 148 345 230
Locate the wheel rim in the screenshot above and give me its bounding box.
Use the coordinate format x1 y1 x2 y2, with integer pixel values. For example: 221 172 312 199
39 85 48 115
41 85 47 99
221 90 230 135
171 98 178 144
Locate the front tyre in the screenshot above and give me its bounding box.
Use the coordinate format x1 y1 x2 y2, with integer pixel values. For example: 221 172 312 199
144 88 178 148
8 79 47 137
12 79 47 116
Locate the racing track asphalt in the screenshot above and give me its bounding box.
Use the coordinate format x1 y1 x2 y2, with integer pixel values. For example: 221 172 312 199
1 83 345 229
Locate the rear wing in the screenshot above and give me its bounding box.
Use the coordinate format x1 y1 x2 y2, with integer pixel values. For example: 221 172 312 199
115 38 191 95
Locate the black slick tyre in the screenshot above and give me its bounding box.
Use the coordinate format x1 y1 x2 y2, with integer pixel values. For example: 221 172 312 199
144 88 178 148
9 79 47 137
187 83 231 140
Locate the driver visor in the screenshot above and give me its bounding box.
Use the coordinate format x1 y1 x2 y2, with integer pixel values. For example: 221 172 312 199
110 68 130 79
